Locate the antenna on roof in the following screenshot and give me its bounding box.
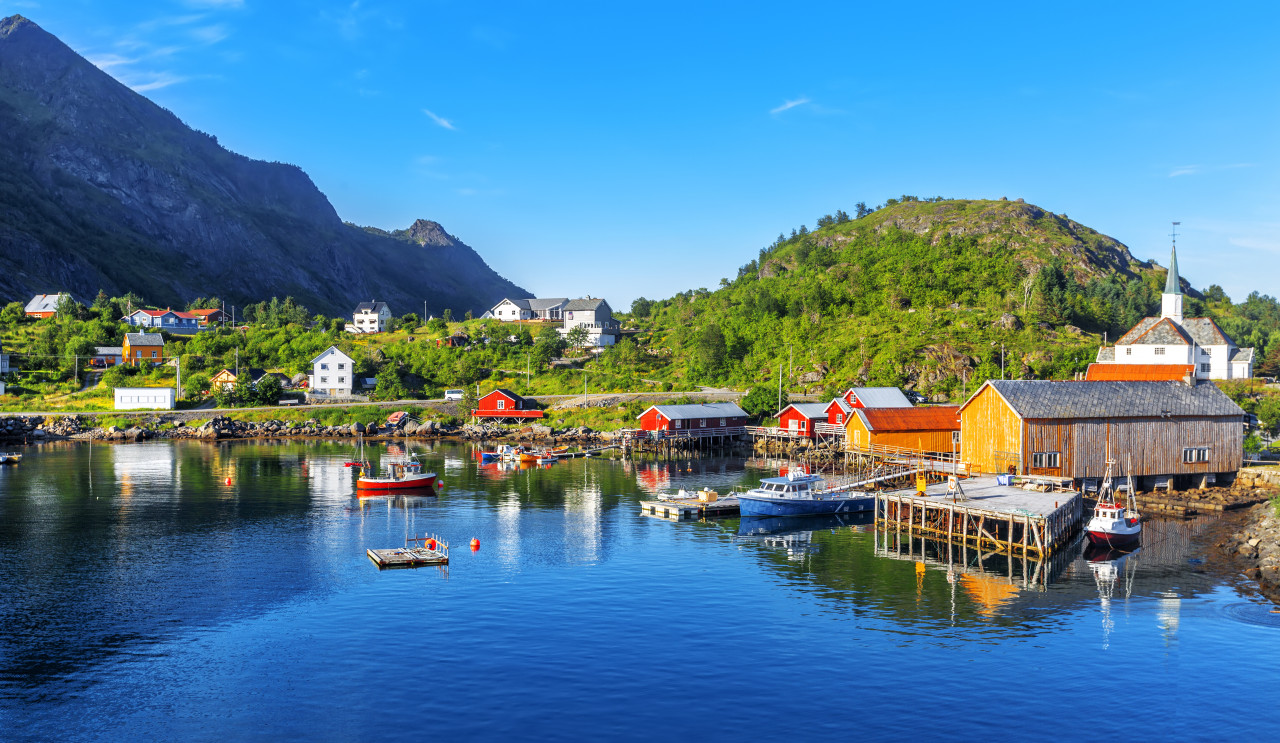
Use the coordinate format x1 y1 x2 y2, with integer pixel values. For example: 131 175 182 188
1170 221 1180 247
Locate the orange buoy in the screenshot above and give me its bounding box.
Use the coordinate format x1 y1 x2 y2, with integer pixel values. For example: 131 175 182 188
426 538 437 550
470 538 480 551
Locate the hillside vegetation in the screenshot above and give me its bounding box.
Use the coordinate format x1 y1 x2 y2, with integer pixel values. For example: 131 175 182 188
627 197 1280 401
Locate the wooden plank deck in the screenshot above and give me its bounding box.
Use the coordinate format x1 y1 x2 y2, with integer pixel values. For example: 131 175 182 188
367 534 450 568
639 496 741 521
875 476 1084 558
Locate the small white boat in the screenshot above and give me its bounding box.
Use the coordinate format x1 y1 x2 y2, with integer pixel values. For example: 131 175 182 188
1085 458 1141 547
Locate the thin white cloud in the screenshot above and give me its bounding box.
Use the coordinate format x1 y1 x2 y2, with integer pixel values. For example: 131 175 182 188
87 54 138 72
191 24 230 44
770 97 810 114
1169 163 1257 178
131 72 189 92
184 0 244 7
423 109 456 131
1168 166 1200 178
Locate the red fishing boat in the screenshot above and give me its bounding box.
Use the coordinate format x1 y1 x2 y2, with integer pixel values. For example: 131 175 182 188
352 435 439 493
1085 457 1141 547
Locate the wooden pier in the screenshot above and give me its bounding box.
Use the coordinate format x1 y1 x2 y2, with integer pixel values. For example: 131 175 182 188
639 495 741 521
874 527 1076 591
875 476 1084 558
367 534 450 568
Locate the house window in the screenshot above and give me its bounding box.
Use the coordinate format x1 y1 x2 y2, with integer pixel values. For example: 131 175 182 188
338 363 345 370
799 420 807 430
952 431 961 444
1125 347 1132 356
675 419 682 429
1031 452 1060 469
1183 447 1210 463
699 419 706 427
720 418 727 426
836 413 844 424
151 351 157 358
1201 363 1211 373
320 376 328 384
1154 347 1165 356
321 363 329 370
497 399 506 410
338 377 345 384
1202 348 1211 356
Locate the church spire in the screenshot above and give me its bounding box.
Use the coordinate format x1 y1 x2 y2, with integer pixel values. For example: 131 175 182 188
1164 244 1181 295
1161 222 1183 323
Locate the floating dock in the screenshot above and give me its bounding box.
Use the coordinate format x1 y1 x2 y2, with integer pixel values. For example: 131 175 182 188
639 495 740 521
367 534 450 568
875 476 1084 558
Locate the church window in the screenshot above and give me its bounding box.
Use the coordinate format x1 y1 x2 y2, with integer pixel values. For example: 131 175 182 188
1201 363 1211 373
1125 347 1132 356
1154 347 1165 356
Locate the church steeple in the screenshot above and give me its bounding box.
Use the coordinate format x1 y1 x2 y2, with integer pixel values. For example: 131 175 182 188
1164 244 1181 295
1161 224 1183 323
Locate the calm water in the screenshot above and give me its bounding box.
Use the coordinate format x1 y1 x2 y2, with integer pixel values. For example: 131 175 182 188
2 440 1279 741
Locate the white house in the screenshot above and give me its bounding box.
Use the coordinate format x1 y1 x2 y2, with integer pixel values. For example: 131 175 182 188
0 341 9 395
309 346 356 396
1095 244 1254 380
350 301 392 333
114 387 175 410
558 297 619 348
486 297 569 321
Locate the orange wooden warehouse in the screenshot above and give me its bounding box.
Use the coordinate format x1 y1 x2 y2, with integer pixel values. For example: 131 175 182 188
845 406 960 455
958 379 1244 486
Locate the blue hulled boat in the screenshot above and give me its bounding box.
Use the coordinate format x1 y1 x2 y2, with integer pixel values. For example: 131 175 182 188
737 471 875 517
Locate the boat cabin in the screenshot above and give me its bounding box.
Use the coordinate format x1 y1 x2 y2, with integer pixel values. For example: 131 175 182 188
754 473 826 499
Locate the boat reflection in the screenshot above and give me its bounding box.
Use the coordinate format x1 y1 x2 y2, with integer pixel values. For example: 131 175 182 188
1084 541 1141 650
736 512 873 561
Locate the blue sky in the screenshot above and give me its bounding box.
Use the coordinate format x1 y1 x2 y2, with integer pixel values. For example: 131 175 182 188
8 0 1280 309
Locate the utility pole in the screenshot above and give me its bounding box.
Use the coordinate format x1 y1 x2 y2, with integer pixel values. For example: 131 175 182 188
176 356 182 401
1001 343 1005 380
789 345 793 381
777 362 782 413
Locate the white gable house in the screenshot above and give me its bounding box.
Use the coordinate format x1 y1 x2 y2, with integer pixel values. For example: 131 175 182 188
350 301 392 333
487 297 569 322
309 346 356 396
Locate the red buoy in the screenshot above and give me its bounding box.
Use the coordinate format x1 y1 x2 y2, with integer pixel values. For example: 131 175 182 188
434 479 444 492
224 476 232 485
426 538 437 550
470 538 480 552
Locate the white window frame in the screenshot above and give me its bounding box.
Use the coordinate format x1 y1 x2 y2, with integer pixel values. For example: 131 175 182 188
1182 447 1209 463
698 419 706 427
1154 347 1166 356
674 419 682 429
1200 363 1211 373
1031 451 1060 469
1125 347 1132 356
497 399 506 410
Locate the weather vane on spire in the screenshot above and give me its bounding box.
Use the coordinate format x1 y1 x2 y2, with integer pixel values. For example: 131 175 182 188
1171 221 1180 247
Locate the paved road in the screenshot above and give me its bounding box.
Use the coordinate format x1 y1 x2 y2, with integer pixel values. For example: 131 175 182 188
0 389 746 419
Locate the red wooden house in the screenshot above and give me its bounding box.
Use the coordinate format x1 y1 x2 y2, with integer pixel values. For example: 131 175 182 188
774 403 830 437
637 403 748 432
823 387 913 426
472 388 544 420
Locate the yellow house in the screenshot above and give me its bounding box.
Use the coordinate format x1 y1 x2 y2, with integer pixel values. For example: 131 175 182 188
122 333 164 366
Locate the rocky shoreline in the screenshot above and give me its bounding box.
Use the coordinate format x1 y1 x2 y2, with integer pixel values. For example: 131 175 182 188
0 414 616 447
1216 501 1280 604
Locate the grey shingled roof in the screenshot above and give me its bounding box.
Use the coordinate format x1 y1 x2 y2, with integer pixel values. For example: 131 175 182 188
564 298 607 311
848 387 913 408
641 402 747 420
354 301 389 313
978 380 1243 419
527 298 568 311
95 346 123 355
1116 317 1159 345
1096 346 1115 362
125 333 164 346
1180 317 1230 347
1131 317 1191 345
777 402 829 418
1230 347 1255 364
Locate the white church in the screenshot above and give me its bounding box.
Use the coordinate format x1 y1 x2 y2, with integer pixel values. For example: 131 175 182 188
1095 244 1254 380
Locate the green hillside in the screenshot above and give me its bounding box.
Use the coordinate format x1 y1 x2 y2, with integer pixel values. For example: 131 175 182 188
627 197 1280 401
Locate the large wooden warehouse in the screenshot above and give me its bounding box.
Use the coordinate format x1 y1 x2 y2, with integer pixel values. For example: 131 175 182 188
959 380 1244 487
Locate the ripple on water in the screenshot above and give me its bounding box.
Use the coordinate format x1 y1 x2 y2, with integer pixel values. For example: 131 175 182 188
1220 600 1280 628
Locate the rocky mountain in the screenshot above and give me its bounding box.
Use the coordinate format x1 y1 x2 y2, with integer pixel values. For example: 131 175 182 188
0 15 527 317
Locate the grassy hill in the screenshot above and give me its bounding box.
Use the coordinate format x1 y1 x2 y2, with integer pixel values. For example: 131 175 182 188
627 197 1280 401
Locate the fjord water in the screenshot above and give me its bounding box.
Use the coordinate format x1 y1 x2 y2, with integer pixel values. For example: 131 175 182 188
2 442 1278 741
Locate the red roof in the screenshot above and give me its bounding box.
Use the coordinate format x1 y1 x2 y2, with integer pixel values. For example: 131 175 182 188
857 406 959 432
1085 363 1194 382
190 309 223 316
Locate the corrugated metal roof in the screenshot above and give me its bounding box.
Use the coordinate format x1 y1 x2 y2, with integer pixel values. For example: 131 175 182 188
777 403 829 419
857 406 959 431
849 387 912 408
981 380 1243 419
124 333 164 346
1085 364 1194 381
642 402 747 420
827 398 852 414
25 293 75 313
